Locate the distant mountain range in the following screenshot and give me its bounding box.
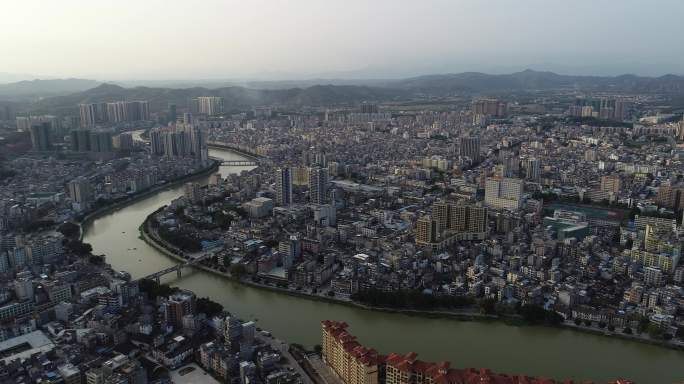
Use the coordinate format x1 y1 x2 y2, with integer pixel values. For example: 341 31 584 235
29 83 403 114
390 70 684 95
8 70 684 114
0 78 102 100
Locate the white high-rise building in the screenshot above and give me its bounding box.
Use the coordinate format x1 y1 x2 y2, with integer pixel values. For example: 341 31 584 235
196 97 225 116
485 177 523 210
308 167 328 205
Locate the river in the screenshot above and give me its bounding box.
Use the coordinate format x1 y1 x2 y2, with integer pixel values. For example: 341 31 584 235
82 148 684 383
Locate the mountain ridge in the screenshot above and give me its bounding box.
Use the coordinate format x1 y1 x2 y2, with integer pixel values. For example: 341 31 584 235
15 70 684 114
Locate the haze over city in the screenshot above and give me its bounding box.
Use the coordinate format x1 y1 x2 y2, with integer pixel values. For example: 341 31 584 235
3 2 684 384
2 0 684 81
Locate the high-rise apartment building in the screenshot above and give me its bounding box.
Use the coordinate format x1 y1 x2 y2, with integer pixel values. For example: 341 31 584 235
164 290 195 327
70 129 91 152
523 157 541 181
79 101 149 127
293 166 310 186
89 131 114 153
322 321 569 384
29 122 52 151
67 177 93 206
309 167 328 205
472 98 507 117
656 184 684 210
459 136 481 163
79 103 108 127
149 122 207 162
113 133 134 151
224 315 242 352
601 175 621 194
321 321 379 384
431 201 487 240
485 177 523 210
415 215 438 246
275 167 293 206
196 97 225 116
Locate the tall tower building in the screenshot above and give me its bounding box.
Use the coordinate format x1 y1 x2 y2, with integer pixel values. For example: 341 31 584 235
523 157 541 181
275 167 293 206
472 98 507 117
196 97 225 116
79 103 98 127
67 176 93 207
415 215 438 246
88 131 113 153
485 177 523 210
309 167 328 205
168 104 177 123
459 136 481 163
601 175 621 194
432 201 450 233
224 315 242 352
466 206 488 233
29 122 52 151
164 290 196 327
70 129 91 152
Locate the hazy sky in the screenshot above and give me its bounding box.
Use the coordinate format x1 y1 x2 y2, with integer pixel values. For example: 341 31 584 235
2 0 684 80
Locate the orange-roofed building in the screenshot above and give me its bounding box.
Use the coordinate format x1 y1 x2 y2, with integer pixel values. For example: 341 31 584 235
322 320 379 384
321 320 629 384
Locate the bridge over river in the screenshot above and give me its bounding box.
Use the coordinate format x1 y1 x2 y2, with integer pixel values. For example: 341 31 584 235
135 250 214 283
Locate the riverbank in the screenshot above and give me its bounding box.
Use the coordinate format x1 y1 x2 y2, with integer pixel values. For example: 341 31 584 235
207 142 264 162
138 213 684 352
77 160 220 241
139 216 494 321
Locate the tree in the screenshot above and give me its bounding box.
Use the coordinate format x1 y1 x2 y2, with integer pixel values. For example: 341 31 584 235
88 255 104 265
623 327 633 335
313 344 322 355
196 297 224 317
647 324 664 340
66 240 92 255
676 326 684 340
583 319 592 327
478 298 497 315
637 316 650 334
598 321 607 329
574 318 582 326
607 324 615 332
230 264 248 279
139 279 179 300
517 305 564 326
351 288 473 310
58 222 80 239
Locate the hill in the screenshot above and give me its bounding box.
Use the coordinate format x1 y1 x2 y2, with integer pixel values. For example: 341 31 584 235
22 70 684 114
0 78 102 100
30 83 405 114
388 70 684 94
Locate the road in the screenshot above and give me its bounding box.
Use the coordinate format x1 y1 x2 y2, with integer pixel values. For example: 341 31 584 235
256 334 313 384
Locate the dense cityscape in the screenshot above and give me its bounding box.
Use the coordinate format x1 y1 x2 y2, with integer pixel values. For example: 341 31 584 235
2 75 684 383
3 1 684 383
